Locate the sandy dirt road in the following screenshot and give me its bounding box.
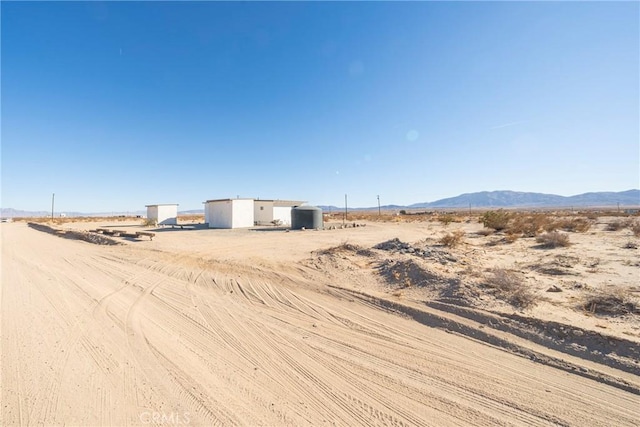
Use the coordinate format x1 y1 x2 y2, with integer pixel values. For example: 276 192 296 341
1 222 639 426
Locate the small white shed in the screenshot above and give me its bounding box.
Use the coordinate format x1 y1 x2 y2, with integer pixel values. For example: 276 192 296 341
254 200 305 226
204 199 254 229
146 204 179 225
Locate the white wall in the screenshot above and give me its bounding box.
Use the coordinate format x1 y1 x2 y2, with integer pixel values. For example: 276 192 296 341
147 205 178 225
206 200 254 228
273 206 293 226
206 201 233 228
254 200 302 226
157 205 178 225
254 201 274 226
147 206 158 222
231 199 254 228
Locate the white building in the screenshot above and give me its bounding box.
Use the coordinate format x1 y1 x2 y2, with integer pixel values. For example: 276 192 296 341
146 204 178 225
254 200 305 226
204 199 254 229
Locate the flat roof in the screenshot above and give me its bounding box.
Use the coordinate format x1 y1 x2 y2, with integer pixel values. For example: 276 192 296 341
203 198 254 203
274 200 306 207
255 199 305 203
145 204 179 207
202 199 306 206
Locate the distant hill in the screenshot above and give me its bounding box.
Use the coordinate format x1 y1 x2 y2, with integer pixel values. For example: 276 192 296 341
0 208 50 218
410 190 640 208
0 208 207 218
321 190 639 211
0 208 147 218
318 204 405 212
558 190 640 207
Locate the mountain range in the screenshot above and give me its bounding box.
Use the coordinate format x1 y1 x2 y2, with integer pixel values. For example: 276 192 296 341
320 189 640 211
409 189 640 209
2 190 638 218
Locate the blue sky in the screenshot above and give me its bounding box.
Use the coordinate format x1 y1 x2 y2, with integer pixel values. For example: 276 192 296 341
2 2 638 212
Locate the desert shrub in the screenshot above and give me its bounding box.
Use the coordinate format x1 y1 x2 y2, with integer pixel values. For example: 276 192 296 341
535 232 571 248
623 241 638 249
481 210 511 231
142 218 157 227
507 213 551 237
606 220 623 231
543 221 560 233
485 268 537 308
609 219 640 235
439 230 465 247
582 290 639 316
555 217 592 233
572 218 593 232
486 268 521 290
438 215 454 226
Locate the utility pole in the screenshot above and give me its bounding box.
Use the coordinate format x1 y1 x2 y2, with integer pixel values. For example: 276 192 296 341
344 194 348 225
51 193 55 221
377 195 381 216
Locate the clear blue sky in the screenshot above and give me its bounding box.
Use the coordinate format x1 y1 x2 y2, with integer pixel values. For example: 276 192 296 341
2 2 638 212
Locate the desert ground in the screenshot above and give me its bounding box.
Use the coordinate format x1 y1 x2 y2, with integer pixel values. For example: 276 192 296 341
1 211 639 426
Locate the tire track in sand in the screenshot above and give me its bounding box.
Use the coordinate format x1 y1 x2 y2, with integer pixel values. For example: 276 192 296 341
123 272 241 426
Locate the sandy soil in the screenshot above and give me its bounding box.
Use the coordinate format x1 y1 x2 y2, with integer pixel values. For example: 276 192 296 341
1 218 639 426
